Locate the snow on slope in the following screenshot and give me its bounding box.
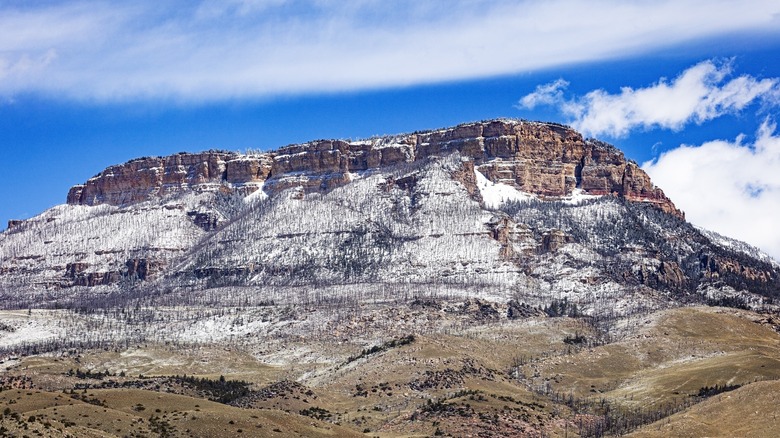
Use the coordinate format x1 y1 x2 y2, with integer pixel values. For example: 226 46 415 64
0 143 776 319
696 226 780 268
475 168 535 208
0 192 211 289
0 310 64 349
187 155 516 287
474 169 601 208
561 188 602 205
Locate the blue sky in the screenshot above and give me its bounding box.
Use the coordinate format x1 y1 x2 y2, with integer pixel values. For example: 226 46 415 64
2 0 780 259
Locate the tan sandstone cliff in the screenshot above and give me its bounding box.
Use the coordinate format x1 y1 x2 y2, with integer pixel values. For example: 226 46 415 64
66 119 683 218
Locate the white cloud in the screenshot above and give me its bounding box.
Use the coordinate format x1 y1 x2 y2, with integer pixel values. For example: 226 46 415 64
0 49 57 81
194 0 290 19
1 0 780 101
643 120 780 261
520 60 780 137
518 60 780 259
517 79 569 109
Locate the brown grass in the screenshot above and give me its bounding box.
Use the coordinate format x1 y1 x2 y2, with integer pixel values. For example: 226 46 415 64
627 380 780 438
2 305 780 437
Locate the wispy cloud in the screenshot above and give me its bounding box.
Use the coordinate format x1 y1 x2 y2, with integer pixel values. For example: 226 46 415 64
1 0 780 101
519 60 780 137
643 120 780 260
517 79 569 110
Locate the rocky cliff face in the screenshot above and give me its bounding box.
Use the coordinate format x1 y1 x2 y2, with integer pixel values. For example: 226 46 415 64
66 152 272 206
65 120 682 218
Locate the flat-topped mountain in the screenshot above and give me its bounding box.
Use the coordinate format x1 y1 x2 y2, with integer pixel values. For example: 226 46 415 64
65 119 681 217
2 119 780 438
1 119 777 314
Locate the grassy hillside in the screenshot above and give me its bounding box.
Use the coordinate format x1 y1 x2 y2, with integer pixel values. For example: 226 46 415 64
2 304 779 437
627 380 780 438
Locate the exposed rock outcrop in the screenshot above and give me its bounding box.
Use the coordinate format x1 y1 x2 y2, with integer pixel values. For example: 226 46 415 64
6 220 23 231
66 151 273 206
700 253 774 284
63 258 163 287
187 211 221 232
540 229 575 254
65 262 120 287
65 120 682 218
507 300 545 319
125 258 163 281
485 213 537 261
450 159 483 204
636 260 687 290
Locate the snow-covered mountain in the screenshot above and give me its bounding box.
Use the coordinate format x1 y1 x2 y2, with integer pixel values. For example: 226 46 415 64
1 119 777 314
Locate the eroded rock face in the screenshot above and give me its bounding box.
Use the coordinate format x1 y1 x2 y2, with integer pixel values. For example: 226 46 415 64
700 253 774 284
507 300 545 319
65 120 682 218
66 151 274 206
636 260 688 290
125 258 163 281
6 220 23 231
450 159 483 204
62 258 164 287
225 155 273 185
486 216 525 261
187 211 221 232
540 229 575 254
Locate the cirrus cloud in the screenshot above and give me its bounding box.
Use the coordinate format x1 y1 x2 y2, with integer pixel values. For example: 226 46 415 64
1 0 780 101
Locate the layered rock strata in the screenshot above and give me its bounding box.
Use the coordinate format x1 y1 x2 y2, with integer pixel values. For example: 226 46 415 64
66 119 683 218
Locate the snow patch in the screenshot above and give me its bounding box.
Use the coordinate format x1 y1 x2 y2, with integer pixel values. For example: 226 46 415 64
561 188 602 205
0 311 63 349
696 226 780 268
243 181 268 203
474 169 535 209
